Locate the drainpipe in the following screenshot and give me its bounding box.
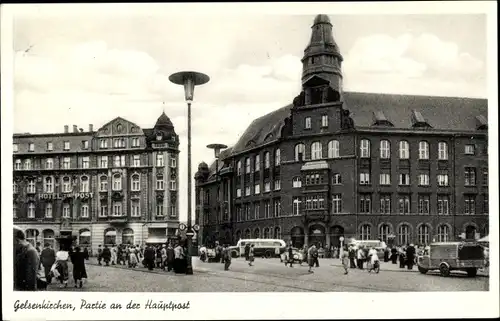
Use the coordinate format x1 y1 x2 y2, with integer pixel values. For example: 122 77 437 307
354 133 359 240
451 134 456 240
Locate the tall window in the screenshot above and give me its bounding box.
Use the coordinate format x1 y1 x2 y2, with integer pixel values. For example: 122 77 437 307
417 225 430 245
293 177 302 188
13 143 19 152
305 117 311 129
82 140 89 149
254 183 260 194
170 205 177 217
100 204 108 217
360 172 371 185
131 174 140 191
112 174 122 191
359 194 371 213
274 199 281 217
245 158 251 173
156 153 164 167
27 179 36 194
332 173 342 185
14 159 22 170
156 201 164 216
237 160 242 175
398 225 410 246
80 176 89 192
45 158 54 170
131 137 140 147
264 152 270 169
379 173 391 185
418 172 430 186
438 142 448 160
132 155 141 167
44 177 53 193
275 149 281 166
62 177 72 192
245 185 250 196
437 174 449 186
81 203 89 218
28 143 34 152
45 203 53 218
418 141 429 159
46 142 53 151
321 115 328 127
255 155 260 172
170 157 177 168
418 195 430 215
253 203 260 219
437 225 450 242
464 195 476 214
360 139 371 158
156 175 164 190
274 179 281 191
274 227 281 239
27 202 36 218
99 139 108 149
112 202 122 216
99 156 108 168
311 142 322 160
62 203 70 218
114 155 125 167
464 167 476 186
332 194 342 214
328 140 340 158
380 140 390 159
62 158 70 169
170 181 177 191
264 201 271 218
379 224 390 243
100 175 108 191
292 197 301 215
437 195 450 215
464 144 475 155
295 143 305 161
399 195 411 214
360 225 371 240
82 156 90 169
24 159 33 170
399 173 410 185
380 194 391 214
63 141 70 150
131 200 140 217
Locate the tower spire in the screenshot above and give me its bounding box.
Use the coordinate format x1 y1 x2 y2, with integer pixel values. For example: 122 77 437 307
301 14 343 93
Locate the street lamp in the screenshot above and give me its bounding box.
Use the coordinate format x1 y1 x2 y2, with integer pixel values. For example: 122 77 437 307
169 71 210 275
207 143 227 244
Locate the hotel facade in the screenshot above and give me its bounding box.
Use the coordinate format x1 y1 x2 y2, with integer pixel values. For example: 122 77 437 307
13 113 180 253
195 14 489 249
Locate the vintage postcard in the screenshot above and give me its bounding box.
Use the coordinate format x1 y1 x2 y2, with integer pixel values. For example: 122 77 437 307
1 1 498 320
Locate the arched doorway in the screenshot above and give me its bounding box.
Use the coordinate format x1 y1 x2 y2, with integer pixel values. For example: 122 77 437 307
43 229 55 248
104 228 117 246
122 228 134 245
79 229 91 248
465 225 477 240
330 225 345 249
290 226 305 248
309 224 326 248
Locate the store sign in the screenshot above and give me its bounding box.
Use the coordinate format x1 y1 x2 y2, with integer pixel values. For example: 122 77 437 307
39 192 94 200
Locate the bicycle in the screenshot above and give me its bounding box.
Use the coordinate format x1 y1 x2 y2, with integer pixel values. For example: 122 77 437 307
367 260 380 273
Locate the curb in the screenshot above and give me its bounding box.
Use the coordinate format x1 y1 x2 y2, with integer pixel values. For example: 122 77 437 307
329 263 489 277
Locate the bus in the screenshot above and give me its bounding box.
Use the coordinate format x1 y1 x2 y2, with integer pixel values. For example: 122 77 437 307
228 239 287 258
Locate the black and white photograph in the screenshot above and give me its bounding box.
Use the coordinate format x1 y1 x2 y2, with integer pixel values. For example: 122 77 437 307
1 2 498 320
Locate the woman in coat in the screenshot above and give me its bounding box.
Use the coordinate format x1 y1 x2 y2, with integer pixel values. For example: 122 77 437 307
101 245 111 266
341 245 349 275
70 246 87 288
248 244 255 266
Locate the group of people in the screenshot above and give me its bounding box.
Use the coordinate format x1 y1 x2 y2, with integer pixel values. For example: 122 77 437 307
14 226 89 291
96 242 189 274
199 242 233 270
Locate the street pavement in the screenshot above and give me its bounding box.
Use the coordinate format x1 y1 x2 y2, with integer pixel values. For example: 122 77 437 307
45 257 489 292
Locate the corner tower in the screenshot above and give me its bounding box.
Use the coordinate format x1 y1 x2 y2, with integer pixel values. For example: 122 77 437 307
301 14 343 96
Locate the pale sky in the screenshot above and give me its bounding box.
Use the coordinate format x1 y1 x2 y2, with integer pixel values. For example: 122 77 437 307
9 5 488 222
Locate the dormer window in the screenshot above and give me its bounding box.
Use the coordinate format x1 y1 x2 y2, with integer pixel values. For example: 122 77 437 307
411 110 432 128
156 135 162 141
372 111 394 127
475 115 488 130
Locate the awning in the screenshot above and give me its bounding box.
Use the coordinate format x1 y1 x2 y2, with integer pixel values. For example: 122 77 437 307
478 235 489 242
145 237 168 244
105 230 117 236
80 231 91 237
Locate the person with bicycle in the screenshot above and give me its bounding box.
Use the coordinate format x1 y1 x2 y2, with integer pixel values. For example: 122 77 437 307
367 247 380 273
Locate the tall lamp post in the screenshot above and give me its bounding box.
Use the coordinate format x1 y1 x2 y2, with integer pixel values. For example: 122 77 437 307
169 71 210 275
207 143 227 244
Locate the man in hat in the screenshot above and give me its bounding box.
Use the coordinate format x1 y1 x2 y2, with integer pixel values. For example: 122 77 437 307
14 226 40 291
406 244 416 270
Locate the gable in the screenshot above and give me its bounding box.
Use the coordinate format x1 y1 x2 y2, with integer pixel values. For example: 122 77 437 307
95 117 144 137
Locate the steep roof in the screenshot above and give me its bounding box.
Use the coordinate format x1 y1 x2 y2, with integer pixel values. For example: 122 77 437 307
230 91 487 154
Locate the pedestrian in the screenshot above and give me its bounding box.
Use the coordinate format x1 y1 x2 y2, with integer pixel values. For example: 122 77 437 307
128 246 138 268
199 244 207 262
223 244 232 271
70 246 87 288
83 247 90 261
174 242 185 273
14 226 40 291
102 245 111 266
368 247 380 273
40 243 56 285
390 247 398 264
248 244 255 266
333 246 339 259
406 244 416 270
384 247 390 262
348 245 357 268
110 245 117 265
97 245 103 265
307 244 316 273
54 245 70 288
313 245 320 268
302 245 308 265
166 243 175 272
144 245 156 271
285 244 294 267
399 247 406 268
244 243 251 262
341 244 349 275
357 246 365 269
161 245 168 270
35 242 42 255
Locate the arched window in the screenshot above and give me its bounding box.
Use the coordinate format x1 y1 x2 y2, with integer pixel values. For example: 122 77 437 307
274 226 282 239
360 139 371 158
131 174 140 191
79 229 91 247
244 228 251 239
311 142 322 160
62 176 72 193
27 202 36 218
27 179 36 194
43 229 55 248
417 224 430 245
328 140 340 158
237 160 242 175
295 143 305 161
81 202 89 218
360 225 371 240
245 158 251 173
62 203 71 218
398 224 410 246
254 228 260 239
235 230 242 241
380 140 391 159
13 182 19 194
438 142 448 160
104 228 117 246
99 175 108 192
263 227 270 239
80 176 89 192
26 229 39 246
292 177 302 188
379 224 391 243
264 152 270 169
45 203 53 218
113 174 122 191
399 140 410 159
437 225 450 242
419 141 429 160
122 228 134 245
44 177 53 193
332 173 342 185
275 149 281 166
14 159 22 170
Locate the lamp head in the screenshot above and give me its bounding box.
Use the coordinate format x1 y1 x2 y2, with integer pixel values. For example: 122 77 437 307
207 143 228 158
169 71 210 103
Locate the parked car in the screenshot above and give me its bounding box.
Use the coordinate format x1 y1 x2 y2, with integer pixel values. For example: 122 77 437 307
417 241 485 277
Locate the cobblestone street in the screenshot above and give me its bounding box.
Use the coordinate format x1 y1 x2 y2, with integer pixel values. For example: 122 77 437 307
46 257 489 292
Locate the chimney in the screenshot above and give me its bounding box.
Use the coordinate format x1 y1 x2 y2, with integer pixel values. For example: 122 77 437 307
89 124 94 132
73 125 78 133
64 125 69 133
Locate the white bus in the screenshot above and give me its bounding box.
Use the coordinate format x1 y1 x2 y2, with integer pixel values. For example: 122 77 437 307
228 239 287 258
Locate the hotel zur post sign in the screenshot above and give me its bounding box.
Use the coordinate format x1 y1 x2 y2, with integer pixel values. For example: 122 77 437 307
38 192 94 200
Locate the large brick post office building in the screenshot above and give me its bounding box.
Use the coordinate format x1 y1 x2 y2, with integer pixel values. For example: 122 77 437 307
13 112 180 252
195 14 489 249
